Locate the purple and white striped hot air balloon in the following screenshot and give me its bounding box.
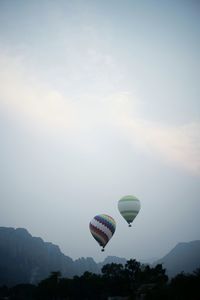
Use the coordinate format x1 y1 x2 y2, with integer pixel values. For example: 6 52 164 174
89 214 116 251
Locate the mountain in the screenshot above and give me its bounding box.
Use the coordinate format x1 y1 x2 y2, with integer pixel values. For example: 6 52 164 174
98 255 127 271
0 227 126 286
74 257 99 275
1 227 199 286
153 240 200 277
0 227 75 286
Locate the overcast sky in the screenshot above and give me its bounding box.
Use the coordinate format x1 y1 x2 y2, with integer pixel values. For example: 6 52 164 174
0 0 200 262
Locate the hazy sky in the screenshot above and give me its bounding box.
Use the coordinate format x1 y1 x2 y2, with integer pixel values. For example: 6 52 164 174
0 0 200 262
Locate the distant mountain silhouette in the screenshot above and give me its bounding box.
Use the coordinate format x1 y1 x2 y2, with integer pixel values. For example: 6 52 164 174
0 227 199 286
73 256 126 276
98 255 127 270
0 227 126 286
0 227 75 286
153 240 200 277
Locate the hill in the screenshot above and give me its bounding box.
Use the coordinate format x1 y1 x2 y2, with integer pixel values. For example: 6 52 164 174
0 227 75 285
153 240 200 277
0 227 199 286
0 227 126 286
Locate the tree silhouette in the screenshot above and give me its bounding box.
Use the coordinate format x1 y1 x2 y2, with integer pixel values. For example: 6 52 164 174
102 263 124 279
2 262 200 300
37 271 61 300
101 263 127 297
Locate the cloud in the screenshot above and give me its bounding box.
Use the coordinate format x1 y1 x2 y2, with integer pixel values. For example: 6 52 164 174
123 117 200 175
0 52 76 131
104 93 200 176
0 52 199 175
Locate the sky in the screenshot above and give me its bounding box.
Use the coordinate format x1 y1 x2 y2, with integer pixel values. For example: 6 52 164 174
0 0 200 262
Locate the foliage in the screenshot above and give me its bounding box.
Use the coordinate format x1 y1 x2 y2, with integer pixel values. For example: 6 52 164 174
1 261 200 300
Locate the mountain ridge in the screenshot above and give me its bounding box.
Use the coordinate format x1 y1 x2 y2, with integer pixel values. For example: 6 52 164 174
0 226 199 285
153 240 200 277
0 227 126 286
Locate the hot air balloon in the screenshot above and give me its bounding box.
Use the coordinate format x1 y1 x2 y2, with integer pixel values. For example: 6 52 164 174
89 214 116 251
118 195 141 227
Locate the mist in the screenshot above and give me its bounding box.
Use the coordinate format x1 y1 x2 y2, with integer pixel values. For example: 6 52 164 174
0 0 199 262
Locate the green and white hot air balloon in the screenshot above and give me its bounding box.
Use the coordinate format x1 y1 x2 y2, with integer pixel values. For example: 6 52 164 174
118 195 141 227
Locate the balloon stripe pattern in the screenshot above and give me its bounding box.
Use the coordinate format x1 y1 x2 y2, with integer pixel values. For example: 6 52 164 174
118 195 141 226
95 215 116 234
89 223 108 246
89 214 116 248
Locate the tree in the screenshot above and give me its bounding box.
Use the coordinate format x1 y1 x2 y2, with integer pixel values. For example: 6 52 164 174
102 263 124 279
37 271 61 300
124 259 141 281
101 263 127 297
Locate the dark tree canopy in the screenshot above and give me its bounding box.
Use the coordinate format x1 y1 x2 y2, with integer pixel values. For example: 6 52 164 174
1 260 200 300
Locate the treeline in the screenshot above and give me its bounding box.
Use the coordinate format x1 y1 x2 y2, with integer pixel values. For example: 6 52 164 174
0 259 200 300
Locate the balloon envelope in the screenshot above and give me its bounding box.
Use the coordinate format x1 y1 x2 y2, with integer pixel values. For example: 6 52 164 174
89 214 116 251
118 195 141 226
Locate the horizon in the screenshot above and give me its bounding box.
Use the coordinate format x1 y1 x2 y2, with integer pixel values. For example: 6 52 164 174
0 0 200 262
